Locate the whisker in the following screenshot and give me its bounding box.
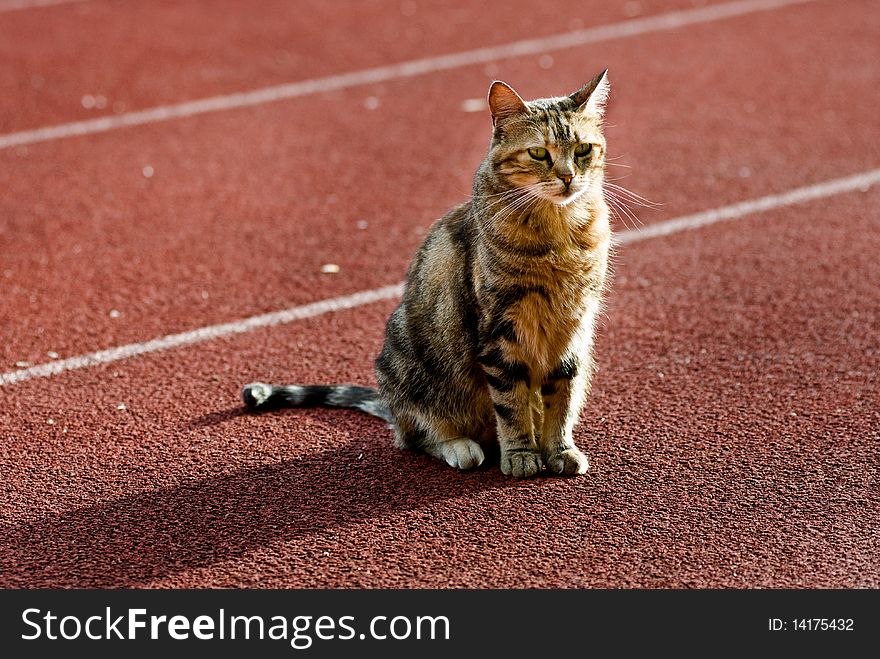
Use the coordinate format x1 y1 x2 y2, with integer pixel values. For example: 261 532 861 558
603 194 630 230
603 189 644 230
489 185 543 225
603 182 662 208
476 188 525 200
482 188 533 213
607 200 638 231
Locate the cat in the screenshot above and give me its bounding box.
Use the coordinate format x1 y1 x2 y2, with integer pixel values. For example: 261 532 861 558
243 70 612 478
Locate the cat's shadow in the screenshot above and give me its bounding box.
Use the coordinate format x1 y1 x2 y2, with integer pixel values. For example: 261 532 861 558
2 407 521 588
187 406 248 429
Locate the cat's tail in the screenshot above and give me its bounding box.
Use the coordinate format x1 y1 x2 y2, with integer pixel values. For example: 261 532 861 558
242 382 394 423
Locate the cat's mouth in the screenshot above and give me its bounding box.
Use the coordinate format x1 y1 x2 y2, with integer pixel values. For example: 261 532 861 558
541 185 587 206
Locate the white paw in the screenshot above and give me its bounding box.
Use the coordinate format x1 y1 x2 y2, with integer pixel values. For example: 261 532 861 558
242 382 272 408
545 447 590 475
440 438 485 470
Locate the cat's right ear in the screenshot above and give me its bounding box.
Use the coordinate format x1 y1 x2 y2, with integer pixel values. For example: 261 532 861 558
570 69 610 117
488 81 530 127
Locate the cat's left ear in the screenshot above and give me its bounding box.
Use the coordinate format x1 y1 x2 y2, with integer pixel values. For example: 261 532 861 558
570 69 610 117
488 81 530 127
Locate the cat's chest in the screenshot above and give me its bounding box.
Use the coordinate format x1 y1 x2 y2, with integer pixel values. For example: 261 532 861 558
506 279 597 371
475 215 609 375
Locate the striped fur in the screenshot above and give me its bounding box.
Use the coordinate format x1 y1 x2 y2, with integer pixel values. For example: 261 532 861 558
244 71 612 477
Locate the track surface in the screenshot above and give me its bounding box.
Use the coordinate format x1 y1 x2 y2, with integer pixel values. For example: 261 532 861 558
1 0 878 588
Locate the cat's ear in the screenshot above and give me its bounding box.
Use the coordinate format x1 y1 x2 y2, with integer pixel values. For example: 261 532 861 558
570 69 610 117
488 81 530 127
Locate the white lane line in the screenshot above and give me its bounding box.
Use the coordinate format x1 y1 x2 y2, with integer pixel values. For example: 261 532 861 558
0 0 86 12
2 167 877 387
614 169 880 244
0 285 405 387
0 0 815 150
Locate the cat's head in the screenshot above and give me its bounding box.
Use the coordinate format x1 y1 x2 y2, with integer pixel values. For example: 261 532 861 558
484 70 609 206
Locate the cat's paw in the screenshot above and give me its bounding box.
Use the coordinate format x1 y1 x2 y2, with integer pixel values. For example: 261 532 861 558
242 382 273 409
500 448 542 478
545 446 590 475
440 438 485 470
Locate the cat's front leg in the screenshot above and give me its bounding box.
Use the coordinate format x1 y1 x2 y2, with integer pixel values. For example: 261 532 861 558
478 346 541 477
539 355 591 475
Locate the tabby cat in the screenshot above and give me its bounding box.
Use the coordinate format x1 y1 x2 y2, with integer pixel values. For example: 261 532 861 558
243 70 612 478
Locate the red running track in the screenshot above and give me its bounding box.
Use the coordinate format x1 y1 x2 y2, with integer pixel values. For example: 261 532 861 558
0 0 878 588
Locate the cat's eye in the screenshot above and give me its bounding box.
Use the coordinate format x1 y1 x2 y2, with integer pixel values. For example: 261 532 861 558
527 147 549 161
574 143 593 158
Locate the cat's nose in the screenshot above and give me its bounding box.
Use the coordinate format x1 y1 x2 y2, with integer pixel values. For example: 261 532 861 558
558 173 573 188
